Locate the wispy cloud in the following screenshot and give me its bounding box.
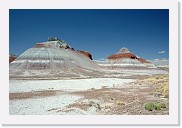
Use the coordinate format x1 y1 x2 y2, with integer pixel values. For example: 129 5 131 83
149 58 169 66
158 51 165 54
152 58 167 62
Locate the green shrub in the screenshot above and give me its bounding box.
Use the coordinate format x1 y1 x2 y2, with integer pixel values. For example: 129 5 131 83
154 103 161 110
145 102 166 111
144 103 155 111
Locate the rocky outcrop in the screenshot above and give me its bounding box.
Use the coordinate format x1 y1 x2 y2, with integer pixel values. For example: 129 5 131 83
77 50 93 60
9 54 17 63
34 38 72 49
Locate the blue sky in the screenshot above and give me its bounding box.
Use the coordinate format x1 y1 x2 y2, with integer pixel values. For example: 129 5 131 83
9 9 169 60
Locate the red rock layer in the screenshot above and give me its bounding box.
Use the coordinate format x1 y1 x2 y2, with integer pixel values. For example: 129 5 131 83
34 43 45 48
107 52 151 64
77 50 93 60
108 53 137 60
9 56 17 63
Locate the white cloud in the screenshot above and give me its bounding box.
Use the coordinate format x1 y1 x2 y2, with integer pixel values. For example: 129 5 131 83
158 51 165 54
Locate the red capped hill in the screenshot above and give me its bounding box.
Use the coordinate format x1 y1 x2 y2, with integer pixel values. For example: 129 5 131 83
108 47 137 60
107 47 152 65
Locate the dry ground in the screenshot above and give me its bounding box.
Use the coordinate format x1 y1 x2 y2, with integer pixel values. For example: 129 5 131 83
9 74 169 115
67 74 169 115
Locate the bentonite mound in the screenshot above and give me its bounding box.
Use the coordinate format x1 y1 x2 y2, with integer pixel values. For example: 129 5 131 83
107 47 154 67
108 47 136 60
9 38 101 78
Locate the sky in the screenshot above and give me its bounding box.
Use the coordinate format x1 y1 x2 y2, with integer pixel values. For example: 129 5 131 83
9 9 169 60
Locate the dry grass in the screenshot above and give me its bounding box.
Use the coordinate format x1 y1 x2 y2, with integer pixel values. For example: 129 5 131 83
116 100 126 106
136 74 169 98
155 75 169 98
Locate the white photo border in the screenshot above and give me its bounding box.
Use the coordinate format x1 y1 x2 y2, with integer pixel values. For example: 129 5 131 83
0 0 179 125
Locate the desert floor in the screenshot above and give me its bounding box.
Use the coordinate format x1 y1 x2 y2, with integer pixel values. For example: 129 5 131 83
9 73 168 115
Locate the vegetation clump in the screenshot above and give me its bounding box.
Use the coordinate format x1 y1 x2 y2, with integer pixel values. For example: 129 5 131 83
154 103 162 110
144 102 166 111
145 102 155 111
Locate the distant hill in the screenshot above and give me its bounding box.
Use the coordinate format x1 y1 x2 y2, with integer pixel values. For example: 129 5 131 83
106 47 155 67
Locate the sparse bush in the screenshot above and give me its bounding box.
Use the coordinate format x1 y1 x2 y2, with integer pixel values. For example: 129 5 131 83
145 103 155 111
145 102 166 111
154 103 161 110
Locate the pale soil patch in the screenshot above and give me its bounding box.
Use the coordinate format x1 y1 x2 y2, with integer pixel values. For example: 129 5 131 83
9 78 134 115
9 95 83 115
10 78 135 93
